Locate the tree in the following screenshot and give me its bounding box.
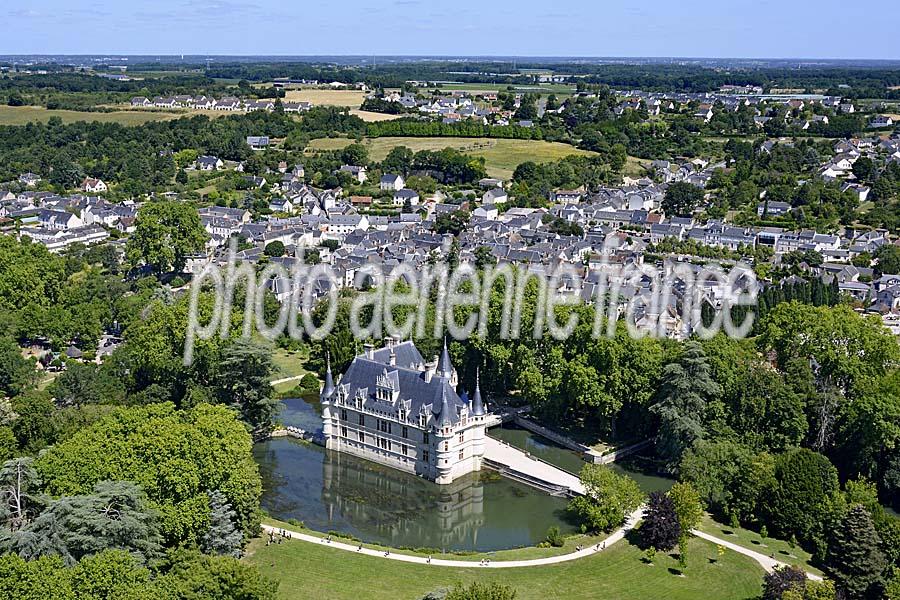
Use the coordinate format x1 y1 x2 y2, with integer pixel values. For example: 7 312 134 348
263 241 285 257
662 182 704 217
444 582 517 600
340 143 369 167
152 548 277 599
474 245 496 270
763 565 808 600
825 504 887 600
669 482 703 538
4 480 162 565
200 490 243 558
765 448 842 554
433 210 470 236
381 146 414 176
215 339 278 434
651 342 721 470
11 391 56 454
851 156 877 183
568 464 643 531
0 337 35 397
0 457 40 531
49 362 125 407
641 491 680 551
34 403 261 546
126 201 208 274
875 244 900 276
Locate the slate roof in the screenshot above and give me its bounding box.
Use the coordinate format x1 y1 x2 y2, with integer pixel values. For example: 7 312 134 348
336 341 467 426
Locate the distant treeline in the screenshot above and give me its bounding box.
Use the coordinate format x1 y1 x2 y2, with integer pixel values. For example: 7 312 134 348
196 61 900 98
366 119 544 140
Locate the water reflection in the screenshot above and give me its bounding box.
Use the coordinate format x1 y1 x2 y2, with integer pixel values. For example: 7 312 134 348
255 398 576 551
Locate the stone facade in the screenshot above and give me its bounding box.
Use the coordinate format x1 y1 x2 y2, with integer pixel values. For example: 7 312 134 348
321 339 487 484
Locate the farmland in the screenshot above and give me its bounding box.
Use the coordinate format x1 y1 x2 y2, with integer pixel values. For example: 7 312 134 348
306 136 598 179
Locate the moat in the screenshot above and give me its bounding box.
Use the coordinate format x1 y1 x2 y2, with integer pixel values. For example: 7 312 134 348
254 397 671 552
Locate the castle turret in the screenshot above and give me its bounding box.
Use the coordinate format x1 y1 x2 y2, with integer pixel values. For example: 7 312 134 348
321 353 335 400
321 353 337 449
471 369 485 416
470 368 486 472
436 337 458 387
437 337 453 378
434 385 455 484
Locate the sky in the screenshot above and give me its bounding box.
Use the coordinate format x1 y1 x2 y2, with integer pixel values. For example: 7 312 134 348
3 0 898 60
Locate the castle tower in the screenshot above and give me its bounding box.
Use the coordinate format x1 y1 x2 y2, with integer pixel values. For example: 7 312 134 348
470 368 486 471
321 354 337 449
433 385 455 484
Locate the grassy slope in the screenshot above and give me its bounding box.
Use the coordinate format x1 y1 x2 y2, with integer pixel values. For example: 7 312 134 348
697 514 822 576
307 136 598 180
245 533 764 600
0 105 199 126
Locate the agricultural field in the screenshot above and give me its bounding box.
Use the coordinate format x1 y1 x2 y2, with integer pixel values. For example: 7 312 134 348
0 105 191 126
244 530 764 600
349 109 405 122
306 136 598 179
283 89 367 107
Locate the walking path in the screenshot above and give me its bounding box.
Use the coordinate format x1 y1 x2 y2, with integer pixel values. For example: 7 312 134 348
261 514 821 580
691 529 822 581
483 436 585 495
270 374 304 386
261 508 643 569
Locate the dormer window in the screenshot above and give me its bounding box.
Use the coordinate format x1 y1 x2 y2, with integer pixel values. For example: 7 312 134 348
399 409 405 421
419 413 426 428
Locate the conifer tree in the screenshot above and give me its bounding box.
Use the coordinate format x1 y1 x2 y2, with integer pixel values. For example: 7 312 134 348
825 504 887 600
201 490 244 558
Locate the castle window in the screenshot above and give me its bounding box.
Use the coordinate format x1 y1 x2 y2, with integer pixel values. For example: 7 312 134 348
419 414 426 428
458 432 464 444
341 426 347 438
358 431 365 442
401 444 408 456
358 414 365 426
423 432 429 445
458 450 464 461
340 409 348 421
402 426 408 439
423 449 430 462
399 409 405 420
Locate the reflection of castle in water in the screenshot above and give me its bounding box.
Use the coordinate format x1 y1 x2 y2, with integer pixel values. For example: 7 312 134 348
322 448 486 549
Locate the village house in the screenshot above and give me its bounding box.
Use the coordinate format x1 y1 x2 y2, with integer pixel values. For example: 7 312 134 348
81 178 107 193
380 173 405 191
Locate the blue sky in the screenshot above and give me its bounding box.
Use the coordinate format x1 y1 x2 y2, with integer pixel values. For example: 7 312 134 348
4 0 897 59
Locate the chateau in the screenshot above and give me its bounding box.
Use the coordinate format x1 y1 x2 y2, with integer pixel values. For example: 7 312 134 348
320 339 487 484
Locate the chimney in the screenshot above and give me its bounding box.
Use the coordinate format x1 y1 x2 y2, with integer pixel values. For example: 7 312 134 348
384 336 397 348
363 343 374 360
389 347 396 366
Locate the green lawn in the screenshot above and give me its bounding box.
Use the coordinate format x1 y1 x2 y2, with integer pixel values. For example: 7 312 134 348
0 105 188 126
697 514 822 576
272 348 308 378
307 136 598 180
245 530 764 600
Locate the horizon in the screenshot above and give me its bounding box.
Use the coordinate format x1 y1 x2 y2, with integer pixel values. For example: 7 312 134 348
5 0 899 60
